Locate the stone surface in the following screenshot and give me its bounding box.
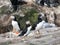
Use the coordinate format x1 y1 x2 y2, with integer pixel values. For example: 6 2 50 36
0 27 60 45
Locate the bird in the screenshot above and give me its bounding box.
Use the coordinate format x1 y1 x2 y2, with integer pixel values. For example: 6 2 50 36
18 21 32 36
10 15 21 35
34 12 56 36
30 13 46 30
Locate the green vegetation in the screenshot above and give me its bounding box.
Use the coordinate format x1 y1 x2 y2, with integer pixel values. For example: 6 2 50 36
15 8 38 30
0 6 9 14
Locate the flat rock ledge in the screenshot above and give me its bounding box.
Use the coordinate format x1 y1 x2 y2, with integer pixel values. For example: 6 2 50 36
0 27 60 45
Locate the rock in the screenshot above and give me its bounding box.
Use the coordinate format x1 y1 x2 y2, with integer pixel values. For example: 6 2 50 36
0 27 60 45
0 0 11 7
0 15 13 34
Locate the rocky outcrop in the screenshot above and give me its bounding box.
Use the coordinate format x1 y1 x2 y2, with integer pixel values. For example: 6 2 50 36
0 0 11 8
39 6 60 26
0 27 60 45
0 15 13 34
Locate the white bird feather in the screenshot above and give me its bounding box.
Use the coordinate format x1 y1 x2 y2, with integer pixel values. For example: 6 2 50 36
12 20 20 32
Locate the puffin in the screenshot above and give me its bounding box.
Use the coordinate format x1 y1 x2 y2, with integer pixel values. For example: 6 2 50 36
34 13 45 35
18 21 32 36
10 15 21 35
34 13 56 35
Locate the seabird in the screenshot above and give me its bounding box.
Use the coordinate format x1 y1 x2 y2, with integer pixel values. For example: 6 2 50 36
18 21 32 36
10 15 21 35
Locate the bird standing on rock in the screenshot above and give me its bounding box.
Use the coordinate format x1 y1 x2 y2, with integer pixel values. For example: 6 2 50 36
35 12 56 37
19 21 32 36
35 13 45 37
10 16 21 35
